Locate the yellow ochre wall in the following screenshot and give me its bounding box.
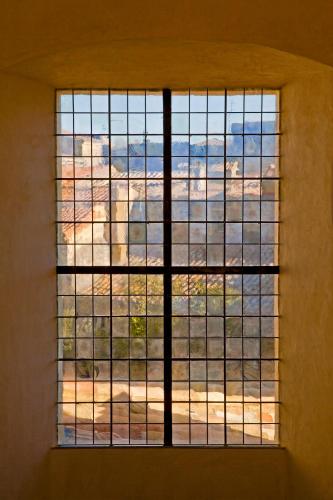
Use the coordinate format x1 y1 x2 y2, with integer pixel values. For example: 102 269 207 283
0 2 333 498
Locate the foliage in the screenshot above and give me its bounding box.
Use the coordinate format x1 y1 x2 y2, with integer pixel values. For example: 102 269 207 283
130 316 146 337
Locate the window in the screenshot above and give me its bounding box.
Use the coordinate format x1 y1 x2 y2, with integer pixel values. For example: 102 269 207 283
56 89 279 446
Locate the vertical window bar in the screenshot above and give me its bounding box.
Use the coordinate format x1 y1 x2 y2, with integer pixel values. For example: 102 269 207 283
163 89 172 445
108 89 113 445
223 90 227 445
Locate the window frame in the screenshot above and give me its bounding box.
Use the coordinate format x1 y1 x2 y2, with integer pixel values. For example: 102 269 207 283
56 88 280 447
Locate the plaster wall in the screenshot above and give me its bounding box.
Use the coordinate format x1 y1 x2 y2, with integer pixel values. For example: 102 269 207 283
1 0 333 69
281 75 333 499
0 42 332 500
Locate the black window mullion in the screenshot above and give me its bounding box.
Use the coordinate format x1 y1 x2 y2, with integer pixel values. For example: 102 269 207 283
57 265 279 275
163 89 172 446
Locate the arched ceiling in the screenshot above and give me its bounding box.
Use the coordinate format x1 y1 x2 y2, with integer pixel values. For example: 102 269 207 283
5 40 331 89
0 0 333 87
2 0 333 68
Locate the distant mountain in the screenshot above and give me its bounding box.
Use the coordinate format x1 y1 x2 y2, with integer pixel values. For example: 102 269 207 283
64 120 276 163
